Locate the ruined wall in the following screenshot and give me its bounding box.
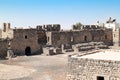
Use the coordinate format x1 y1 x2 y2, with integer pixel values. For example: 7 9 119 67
73 30 92 43
46 32 52 45
1 23 13 39
36 24 61 31
47 29 113 47
51 31 72 47
37 30 47 45
90 29 113 45
11 29 40 55
0 30 2 38
0 40 8 59
72 25 102 30
67 56 120 80
112 29 120 46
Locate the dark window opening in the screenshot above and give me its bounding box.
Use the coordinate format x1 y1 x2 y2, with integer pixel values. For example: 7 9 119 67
84 36 87 41
92 36 94 41
25 35 27 39
47 37 49 42
105 35 107 40
25 47 31 56
97 76 104 80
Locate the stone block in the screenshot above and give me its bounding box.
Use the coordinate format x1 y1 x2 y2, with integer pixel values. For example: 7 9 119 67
43 47 54 56
54 48 62 54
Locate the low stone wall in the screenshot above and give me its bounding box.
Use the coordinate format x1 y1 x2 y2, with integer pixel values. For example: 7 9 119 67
67 56 120 80
43 47 63 55
54 48 62 54
43 47 54 55
73 42 109 52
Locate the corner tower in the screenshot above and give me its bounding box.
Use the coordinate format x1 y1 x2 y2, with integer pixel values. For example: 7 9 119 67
105 17 120 47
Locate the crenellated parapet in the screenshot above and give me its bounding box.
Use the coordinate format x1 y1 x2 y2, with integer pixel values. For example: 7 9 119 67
36 24 61 31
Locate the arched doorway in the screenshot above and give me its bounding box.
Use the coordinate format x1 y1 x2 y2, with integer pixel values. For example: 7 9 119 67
25 47 31 56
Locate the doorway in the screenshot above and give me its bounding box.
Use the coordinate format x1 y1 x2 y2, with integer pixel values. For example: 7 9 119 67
97 76 104 80
25 47 31 56
84 36 87 42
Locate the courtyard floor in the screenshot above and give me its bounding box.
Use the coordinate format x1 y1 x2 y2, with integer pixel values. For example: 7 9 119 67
0 52 74 80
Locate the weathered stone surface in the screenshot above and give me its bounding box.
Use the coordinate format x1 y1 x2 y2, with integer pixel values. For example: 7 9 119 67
36 24 61 31
67 54 120 80
43 47 54 55
46 29 112 47
11 29 41 56
54 48 62 54
0 23 13 39
0 40 8 59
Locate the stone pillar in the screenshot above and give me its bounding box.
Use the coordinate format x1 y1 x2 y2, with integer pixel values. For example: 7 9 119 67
61 44 64 52
7 40 14 59
8 23 11 29
3 23 7 32
113 29 120 47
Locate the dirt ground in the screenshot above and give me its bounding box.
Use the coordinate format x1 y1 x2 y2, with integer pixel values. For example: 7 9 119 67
0 52 74 80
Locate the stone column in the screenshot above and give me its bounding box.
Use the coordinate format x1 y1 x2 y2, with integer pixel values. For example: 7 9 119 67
7 40 14 59
61 44 64 52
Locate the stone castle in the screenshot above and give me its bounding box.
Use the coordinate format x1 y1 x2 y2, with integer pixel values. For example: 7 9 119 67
0 18 119 59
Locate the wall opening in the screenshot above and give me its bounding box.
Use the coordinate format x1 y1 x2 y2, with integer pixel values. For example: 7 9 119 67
71 36 74 42
25 35 27 39
47 37 49 42
84 36 87 41
105 35 107 40
92 36 94 41
3 23 6 32
25 47 31 56
97 76 104 80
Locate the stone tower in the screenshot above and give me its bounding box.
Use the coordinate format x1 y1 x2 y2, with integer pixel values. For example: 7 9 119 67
113 28 120 47
112 21 120 47
105 18 120 47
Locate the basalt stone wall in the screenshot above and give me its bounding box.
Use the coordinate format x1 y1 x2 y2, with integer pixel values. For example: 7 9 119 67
0 40 8 59
36 24 61 31
37 30 47 45
11 29 41 56
67 56 120 80
47 29 113 47
89 29 113 46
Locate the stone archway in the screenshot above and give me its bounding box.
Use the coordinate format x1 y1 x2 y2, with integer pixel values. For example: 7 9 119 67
25 47 31 56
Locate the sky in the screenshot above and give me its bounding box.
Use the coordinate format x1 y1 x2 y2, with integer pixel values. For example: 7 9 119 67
0 0 120 29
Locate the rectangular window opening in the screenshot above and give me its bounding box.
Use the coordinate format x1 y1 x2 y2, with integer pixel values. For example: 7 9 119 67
97 76 104 80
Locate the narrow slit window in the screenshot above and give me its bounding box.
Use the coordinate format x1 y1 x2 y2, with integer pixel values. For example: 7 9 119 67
25 35 27 39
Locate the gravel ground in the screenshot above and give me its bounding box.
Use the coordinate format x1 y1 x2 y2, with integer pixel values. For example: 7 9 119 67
0 64 35 80
0 52 74 80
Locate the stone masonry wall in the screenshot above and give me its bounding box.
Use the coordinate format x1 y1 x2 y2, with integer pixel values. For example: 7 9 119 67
36 24 61 31
49 29 112 47
0 40 8 59
67 56 120 80
11 29 40 55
